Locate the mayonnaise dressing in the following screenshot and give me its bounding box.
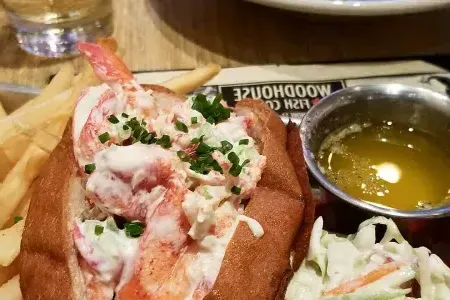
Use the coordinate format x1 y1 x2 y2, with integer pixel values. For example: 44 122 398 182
73 84 111 141
185 202 240 299
73 218 138 291
237 215 264 238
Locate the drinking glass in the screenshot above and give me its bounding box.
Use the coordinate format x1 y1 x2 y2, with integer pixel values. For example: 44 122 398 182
1 0 113 57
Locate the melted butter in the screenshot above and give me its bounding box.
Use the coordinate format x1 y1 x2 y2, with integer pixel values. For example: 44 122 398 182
318 121 450 210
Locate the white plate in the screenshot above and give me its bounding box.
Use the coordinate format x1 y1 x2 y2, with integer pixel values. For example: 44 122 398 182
246 0 450 16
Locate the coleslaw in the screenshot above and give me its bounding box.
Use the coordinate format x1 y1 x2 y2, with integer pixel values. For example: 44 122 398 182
286 216 450 300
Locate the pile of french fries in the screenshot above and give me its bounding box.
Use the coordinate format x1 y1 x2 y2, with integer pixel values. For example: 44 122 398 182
0 48 220 299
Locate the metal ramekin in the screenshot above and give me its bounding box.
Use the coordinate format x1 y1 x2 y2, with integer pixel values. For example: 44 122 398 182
300 83 450 219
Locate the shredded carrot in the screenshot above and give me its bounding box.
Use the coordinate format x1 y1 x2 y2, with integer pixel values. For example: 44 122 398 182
323 261 405 296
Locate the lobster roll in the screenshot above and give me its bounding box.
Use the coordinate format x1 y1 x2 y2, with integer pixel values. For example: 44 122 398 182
20 41 310 300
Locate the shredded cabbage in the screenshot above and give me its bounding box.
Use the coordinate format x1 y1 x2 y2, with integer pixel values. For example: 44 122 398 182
286 216 450 300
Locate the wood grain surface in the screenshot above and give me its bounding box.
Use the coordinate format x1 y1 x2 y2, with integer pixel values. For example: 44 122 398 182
0 0 449 87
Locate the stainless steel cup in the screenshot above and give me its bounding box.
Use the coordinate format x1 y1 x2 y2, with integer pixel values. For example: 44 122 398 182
300 84 450 263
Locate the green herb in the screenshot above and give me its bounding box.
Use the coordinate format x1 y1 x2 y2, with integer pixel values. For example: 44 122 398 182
84 163 96 174
191 117 198 124
196 142 213 155
124 221 144 238
133 126 143 139
190 135 204 144
108 115 119 124
211 160 223 174
239 139 249 145
121 112 129 118
175 120 188 133
231 186 241 195
147 132 157 144
229 164 242 177
218 140 233 154
98 132 110 144
242 159 250 167
156 135 171 148
13 216 23 224
189 154 214 175
125 117 140 130
191 93 231 124
123 125 129 130
227 152 239 165
140 131 150 143
177 151 190 162
95 225 104 236
141 120 147 126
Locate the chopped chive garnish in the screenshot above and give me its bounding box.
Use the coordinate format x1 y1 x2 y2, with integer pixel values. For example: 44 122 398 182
95 225 104 236
84 163 96 174
229 164 242 177
140 131 150 143
123 125 129 130
142 120 147 126
177 151 190 162
191 136 204 144
211 160 223 174
227 152 239 165
219 140 233 154
242 159 250 167
147 132 157 144
126 117 139 130
191 93 231 124
156 135 171 148
98 132 110 144
231 186 241 195
108 115 120 124
196 142 213 155
175 120 188 133
191 117 198 124
124 221 144 238
133 126 143 139
13 216 23 224
121 112 129 118
239 139 249 145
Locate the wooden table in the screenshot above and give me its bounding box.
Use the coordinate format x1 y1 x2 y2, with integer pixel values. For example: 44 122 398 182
0 0 450 87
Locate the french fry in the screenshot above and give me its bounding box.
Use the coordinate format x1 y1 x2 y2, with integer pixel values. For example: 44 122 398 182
0 134 32 178
0 89 72 147
0 102 6 118
0 113 68 182
11 64 74 116
0 152 14 182
2 183 33 230
0 257 19 286
0 220 24 267
0 275 21 300
30 115 71 155
0 65 96 179
0 143 49 228
162 63 221 94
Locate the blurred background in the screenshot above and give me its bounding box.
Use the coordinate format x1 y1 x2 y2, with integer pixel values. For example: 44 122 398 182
0 0 449 87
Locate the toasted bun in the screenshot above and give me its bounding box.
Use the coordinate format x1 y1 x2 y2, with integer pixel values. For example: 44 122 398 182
207 102 306 299
235 99 287 147
20 87 309 299
286 121 316 271
20 121 87 300
205 188 303 300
